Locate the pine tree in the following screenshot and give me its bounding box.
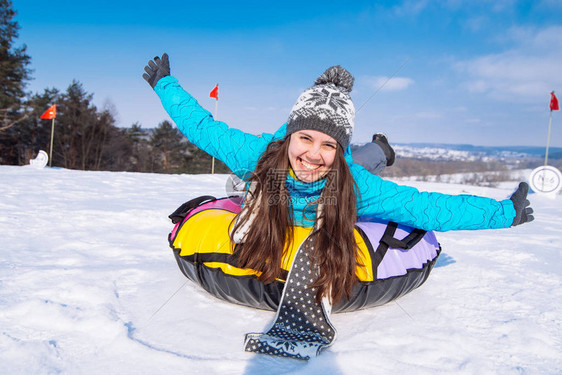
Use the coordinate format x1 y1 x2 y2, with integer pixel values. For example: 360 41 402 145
0 0 32 163
54 80 118 170
126 122 155 172
0 0 32 110
150 120 189 173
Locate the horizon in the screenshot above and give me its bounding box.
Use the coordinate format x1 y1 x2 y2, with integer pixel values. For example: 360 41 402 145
131 125 562 151
14 0 562 147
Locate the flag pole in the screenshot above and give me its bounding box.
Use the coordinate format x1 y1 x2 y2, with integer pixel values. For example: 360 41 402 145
49 117 55 167
546 91 560 166
209 83 219 174
212 99 218 174
544 110 553 167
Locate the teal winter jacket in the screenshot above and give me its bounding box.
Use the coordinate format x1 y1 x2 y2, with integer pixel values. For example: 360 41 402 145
154 76 516 230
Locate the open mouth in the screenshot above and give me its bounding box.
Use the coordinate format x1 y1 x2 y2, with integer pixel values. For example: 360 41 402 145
298 157 322 171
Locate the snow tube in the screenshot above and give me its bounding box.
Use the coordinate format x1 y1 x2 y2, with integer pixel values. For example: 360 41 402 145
168 196 441 313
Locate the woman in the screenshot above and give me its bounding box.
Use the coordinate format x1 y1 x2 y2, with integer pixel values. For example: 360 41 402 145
143 53 533 307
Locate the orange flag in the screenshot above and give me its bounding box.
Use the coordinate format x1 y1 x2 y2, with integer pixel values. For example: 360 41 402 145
550 92 559 111
209 84 219 100
40 104 57 119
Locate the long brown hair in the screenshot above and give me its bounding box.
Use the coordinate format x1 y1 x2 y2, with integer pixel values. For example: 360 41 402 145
230 136 359 304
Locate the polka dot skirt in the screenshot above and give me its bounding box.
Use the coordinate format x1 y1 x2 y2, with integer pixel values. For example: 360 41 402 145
244 237 336 360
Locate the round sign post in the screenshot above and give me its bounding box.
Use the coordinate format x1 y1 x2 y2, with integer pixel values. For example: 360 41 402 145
529 165 562 197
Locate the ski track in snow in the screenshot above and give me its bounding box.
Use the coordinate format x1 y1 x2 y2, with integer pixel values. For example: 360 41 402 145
0 165 561 374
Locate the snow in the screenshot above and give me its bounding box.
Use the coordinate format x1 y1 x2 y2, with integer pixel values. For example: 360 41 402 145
1 165 561 374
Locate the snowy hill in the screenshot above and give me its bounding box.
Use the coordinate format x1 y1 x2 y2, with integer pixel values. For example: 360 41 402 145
1 165 561 374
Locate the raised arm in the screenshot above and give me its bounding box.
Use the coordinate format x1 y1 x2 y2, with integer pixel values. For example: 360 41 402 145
143 53 274 176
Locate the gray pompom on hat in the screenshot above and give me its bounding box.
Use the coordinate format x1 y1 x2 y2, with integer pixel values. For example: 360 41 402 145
286 65 355 149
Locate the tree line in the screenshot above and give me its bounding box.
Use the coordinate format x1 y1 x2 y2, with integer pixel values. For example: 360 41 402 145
0 0 229 174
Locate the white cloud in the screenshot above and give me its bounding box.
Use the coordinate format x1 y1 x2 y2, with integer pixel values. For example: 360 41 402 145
456 26 562 101
391 0 430 16
415 111 443 119
364 76 415 92
464 16 488 32
392 0 518 17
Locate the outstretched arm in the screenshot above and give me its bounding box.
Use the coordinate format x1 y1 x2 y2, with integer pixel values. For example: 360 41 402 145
350 163 522 232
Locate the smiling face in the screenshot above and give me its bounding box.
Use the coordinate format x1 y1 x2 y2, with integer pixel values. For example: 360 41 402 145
288 129 338 183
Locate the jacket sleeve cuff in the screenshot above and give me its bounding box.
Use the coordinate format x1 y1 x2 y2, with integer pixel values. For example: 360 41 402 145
154 75 179 93
500 199 516 228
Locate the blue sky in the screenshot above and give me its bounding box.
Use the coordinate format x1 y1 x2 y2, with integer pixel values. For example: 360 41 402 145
14 0 562 146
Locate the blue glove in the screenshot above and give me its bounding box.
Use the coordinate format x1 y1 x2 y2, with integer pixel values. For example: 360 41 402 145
510 182 534 226
143 53 170 89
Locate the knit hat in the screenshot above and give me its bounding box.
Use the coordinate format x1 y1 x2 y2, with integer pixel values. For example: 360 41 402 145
286 65 355 149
